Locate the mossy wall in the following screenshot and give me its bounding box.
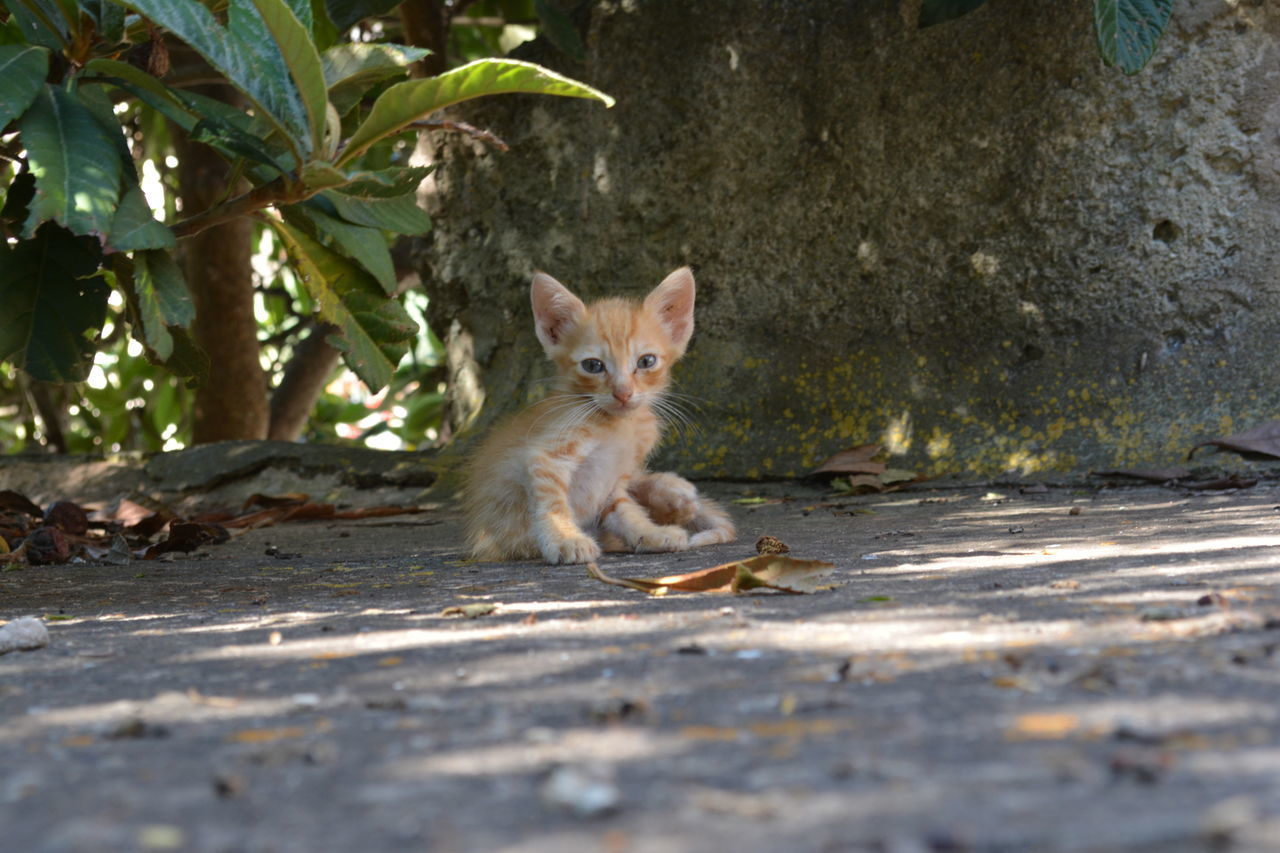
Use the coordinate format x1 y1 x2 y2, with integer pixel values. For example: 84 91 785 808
419 0 1280 478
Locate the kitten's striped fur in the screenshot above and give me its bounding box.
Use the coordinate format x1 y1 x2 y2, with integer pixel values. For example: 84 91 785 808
463 267 736 564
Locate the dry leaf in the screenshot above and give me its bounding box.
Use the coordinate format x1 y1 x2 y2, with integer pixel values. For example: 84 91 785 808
1182 475 1257 491
1006 712 1080 740
0 490 43 518
808 445 885 479
755 535 790 555
1091 468 1191 484
587 555 835 596
143 522 229 558
243 493 311 510
1188 420 1280 460
226 726 307 744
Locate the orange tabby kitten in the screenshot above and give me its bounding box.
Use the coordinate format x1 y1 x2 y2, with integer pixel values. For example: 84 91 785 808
463 266 736 564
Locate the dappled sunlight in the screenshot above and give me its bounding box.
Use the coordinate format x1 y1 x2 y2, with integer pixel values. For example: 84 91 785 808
171 601 656 665
0 691 301 743
384 728 679 778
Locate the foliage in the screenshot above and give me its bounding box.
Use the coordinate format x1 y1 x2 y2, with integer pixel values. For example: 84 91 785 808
1 0 612 452
919 0 1175 75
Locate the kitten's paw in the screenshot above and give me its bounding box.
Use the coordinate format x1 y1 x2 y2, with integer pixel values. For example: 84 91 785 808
544 535 602 565
631 525 690 553
689 527 734 548
636 473 700 526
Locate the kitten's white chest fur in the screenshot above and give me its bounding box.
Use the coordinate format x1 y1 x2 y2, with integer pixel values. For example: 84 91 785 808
567 429 643 522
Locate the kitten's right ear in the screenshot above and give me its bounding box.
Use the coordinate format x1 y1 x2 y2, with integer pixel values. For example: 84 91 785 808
531 272 586 350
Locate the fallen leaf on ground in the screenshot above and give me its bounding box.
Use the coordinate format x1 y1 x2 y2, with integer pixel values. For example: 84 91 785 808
0 490 43 518
102 499 174 537
144 522 230 558
587 555 836 596
1188 420 1280 460
226 726 307 744
755 535 790 555
808 445 885 479
1006 712 1081 740
1091 468 1192 483
441 603 498 618
243 492 312 510
1183 475 1257 491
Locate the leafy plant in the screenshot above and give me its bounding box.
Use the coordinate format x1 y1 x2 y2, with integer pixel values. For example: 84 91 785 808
919 0 1176 75
0 0 612 437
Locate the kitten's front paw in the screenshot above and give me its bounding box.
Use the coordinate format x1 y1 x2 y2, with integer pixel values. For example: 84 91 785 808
544 535 602 565
632 525 690 553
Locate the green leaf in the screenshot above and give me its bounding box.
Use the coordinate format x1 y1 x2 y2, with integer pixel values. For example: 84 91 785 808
272 219 417 390
918 0 988 27
120 0 312 153
322 0 401 32
0 45 49 132
5 0 68 50
189 117 290 175
82 0 126 43
336 165 433 199
250 0 329 152
281 0 314 35
322 42 428 116
2 170 36 228
19 84 124 238
337 58 615 167
107 184 174 251
293 205 396 294
160 325 210 387
299 160 349 191
533 0 585 62
324 188 431 234
0 224 109 382
130 250 192 360
85 58 200 131
1095 0 1175 74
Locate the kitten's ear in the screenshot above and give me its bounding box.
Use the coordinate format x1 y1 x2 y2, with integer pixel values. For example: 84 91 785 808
531 272 587 350
644 267 696 353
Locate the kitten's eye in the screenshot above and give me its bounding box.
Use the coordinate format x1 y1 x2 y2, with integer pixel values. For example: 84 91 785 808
636 354 657 370
580 358 606 374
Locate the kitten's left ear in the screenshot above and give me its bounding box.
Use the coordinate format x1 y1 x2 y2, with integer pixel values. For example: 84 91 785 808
644 266 696 353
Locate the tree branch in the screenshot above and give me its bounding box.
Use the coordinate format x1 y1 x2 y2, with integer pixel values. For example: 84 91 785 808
410 119 509 151
170 177 296 240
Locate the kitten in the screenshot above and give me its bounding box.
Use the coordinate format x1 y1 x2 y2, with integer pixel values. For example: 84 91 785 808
463 266 736 564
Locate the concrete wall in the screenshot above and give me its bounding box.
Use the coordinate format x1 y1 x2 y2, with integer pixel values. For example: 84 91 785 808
418 0 1280 478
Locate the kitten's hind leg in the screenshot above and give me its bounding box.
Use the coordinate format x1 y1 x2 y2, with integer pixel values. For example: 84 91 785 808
628 472 699 526
600 488 689 553
631 472 736 548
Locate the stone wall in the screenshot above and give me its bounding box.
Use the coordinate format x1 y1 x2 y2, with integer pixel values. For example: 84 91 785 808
418 0 1280 478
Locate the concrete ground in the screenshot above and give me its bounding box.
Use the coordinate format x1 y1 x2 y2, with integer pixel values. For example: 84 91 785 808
3 465 1280 852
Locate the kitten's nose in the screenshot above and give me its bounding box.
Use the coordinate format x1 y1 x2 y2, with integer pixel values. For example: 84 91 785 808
612 385 634 404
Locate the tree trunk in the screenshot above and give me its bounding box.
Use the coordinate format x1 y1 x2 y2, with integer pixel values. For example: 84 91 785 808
175 92 269 444
399 0 449 77
267 322 342 441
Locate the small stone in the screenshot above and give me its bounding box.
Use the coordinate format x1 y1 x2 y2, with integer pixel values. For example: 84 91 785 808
540 765 620 817
0 617 49 654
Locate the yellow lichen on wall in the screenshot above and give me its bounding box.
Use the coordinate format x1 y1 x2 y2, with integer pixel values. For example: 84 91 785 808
664 342 1262 478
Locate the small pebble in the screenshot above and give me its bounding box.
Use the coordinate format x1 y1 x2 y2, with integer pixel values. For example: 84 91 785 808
0 617 49 655
540 765 620 817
